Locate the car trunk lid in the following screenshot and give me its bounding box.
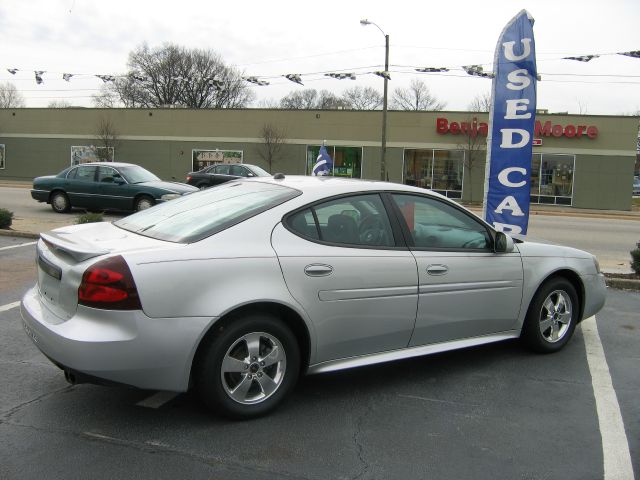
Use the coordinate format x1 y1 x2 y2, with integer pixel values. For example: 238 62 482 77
36 222 178 321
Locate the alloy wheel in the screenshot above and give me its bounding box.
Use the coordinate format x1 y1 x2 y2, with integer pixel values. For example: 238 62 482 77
220 331 287 405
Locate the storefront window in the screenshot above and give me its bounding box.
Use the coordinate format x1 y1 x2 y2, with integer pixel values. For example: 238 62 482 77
306 145 362 178
403 149 464 199
530 154 575 205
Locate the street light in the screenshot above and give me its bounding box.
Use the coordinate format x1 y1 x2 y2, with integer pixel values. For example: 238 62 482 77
360 18 389 181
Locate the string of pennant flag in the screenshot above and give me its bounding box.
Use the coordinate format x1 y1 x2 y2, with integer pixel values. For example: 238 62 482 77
4 50 639 86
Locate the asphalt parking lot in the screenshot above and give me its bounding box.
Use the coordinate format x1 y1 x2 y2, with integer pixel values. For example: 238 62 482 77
0 234 637 480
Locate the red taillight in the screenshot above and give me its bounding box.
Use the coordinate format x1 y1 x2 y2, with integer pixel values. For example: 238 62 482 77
78 255 142 310
186 175 192 182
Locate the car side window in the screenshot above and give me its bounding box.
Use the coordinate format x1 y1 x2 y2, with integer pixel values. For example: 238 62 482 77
97 166 118 183
230 165 248 176
391 194 491 250
215 165 230 175
287 194 395 247
73 166 97 183
287 209 320 240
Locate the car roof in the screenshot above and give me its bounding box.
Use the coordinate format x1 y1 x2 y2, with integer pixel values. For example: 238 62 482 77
244 174 449 202
73 162 139 168
206 163 259 167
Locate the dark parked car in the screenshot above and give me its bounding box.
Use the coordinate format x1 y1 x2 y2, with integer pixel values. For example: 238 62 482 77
31 162 198 213
186 163 270 189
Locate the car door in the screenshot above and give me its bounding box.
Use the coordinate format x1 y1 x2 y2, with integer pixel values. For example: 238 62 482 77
388 193 524 346
96 165 130 210
210 165 235 185
65 165 98 208
271 193 418 364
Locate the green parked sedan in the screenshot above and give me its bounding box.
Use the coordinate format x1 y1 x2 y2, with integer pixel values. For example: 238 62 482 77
31 162 198 213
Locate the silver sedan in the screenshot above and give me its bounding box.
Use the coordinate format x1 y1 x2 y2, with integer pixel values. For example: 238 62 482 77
21 175 606 419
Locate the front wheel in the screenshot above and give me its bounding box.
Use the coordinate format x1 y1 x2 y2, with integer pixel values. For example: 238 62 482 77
134 195 155 211
521 277 579 353
50 191 71 213
196 314 300 419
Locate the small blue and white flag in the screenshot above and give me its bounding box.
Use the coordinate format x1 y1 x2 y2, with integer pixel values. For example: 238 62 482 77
312 146 333 176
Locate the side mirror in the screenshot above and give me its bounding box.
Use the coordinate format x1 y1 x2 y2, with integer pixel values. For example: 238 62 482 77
495 231 514 253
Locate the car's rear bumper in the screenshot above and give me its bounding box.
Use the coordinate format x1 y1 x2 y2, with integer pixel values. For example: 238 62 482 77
20 285 215 391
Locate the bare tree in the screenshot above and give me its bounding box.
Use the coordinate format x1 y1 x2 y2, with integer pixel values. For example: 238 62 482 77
316 90 346 109
0 82 25 108
391 79 445 111
254 98 281 108
94 43 254 109
95 117 120 161
279 89 319 109
278 88 348 109
48 100 73 108
257 124 287 172
92 84 124 108
468 92 492 112
341 86 382 110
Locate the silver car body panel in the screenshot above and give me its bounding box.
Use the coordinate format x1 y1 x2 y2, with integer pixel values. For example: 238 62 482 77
409 249 524 346
307 331 520 374
21 286 212 391
21 176 607 392
271 223 418 363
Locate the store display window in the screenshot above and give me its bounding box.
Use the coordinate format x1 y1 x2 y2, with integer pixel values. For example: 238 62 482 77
306 145 362 178
403 149 464 199
530 154 575 205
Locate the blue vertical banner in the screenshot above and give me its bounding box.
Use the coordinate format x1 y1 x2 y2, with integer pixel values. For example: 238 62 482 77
483 10 537 235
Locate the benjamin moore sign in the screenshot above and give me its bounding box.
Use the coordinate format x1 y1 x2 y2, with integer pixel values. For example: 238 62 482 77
437 118 599 140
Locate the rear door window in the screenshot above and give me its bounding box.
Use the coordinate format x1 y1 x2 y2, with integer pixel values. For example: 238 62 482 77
286 194 395 248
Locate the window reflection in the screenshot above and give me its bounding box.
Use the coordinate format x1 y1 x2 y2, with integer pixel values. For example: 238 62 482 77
403 149 464 199
530 154 574 205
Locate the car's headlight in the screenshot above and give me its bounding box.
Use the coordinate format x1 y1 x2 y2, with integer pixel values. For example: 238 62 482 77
160 193 181 201
592 255 601 274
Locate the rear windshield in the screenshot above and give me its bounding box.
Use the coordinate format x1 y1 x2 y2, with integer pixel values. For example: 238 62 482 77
115 181 300 243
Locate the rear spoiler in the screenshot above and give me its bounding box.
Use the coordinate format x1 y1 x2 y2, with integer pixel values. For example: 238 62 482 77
40 231 110 262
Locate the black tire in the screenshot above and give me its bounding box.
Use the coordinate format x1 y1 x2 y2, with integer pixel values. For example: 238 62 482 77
196 183 208 190
196 313 300 419
521 277 579 353
50 191 71 213
134 195 155 211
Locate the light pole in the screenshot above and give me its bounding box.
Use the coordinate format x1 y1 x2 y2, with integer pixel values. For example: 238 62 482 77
360 18 389 181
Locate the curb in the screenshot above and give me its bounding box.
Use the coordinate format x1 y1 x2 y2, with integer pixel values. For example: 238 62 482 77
605 277 640 291
0 229 39 239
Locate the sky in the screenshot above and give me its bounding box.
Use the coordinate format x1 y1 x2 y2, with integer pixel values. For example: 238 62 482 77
1 0 639 115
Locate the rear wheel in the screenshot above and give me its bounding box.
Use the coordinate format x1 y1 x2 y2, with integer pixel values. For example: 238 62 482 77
50 191 71 213
521 277 579 353
134 195 155 211
196 314 300 419
196 183 208 190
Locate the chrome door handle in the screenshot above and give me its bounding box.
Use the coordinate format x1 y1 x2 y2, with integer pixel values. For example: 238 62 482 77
426 264 448 275
304 264 333 277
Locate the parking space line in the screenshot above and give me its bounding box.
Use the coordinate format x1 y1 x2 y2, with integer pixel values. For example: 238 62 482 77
0 241 37 251
136 391 180 409
582 316 634 480
0 301 20 313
